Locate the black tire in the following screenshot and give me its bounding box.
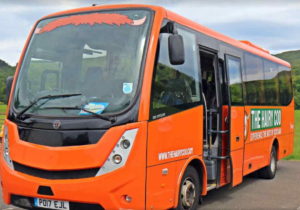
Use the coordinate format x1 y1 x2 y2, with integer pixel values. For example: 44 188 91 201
174 166 201 210
258 146 277 179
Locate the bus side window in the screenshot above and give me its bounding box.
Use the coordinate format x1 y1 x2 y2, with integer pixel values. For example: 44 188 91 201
278 64 293 105
263 60 279 105
226 56 243 105
150 27 201 120
244 54 265 105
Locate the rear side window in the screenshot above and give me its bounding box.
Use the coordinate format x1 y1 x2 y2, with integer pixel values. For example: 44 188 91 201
278 65 293 105
150 27 201 120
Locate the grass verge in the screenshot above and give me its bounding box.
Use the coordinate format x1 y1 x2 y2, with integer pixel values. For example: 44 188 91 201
0 104 6 127
285 110 300 160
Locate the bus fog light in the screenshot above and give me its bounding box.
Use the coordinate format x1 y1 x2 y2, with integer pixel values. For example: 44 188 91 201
121 139 131 149
112 154 122 164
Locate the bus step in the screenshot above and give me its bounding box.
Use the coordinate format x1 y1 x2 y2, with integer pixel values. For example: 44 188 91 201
207 183 217 191
211 155 229 160
209 129 228 134
207 109 218 113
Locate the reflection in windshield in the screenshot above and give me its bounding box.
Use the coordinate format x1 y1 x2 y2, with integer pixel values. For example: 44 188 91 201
13 9 151 117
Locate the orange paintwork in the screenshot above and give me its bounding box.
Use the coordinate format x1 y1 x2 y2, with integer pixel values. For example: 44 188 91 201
243 102 295 175
2 121 148 209
147 106 207 208
37 13 135 34
8 120 118 170
229 107 245 186
240 40 270 54
0 4 294 210
219 105 229 186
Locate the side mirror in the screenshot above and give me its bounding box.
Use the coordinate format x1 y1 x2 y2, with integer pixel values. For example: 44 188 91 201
168 34 185 65
6 76 13 104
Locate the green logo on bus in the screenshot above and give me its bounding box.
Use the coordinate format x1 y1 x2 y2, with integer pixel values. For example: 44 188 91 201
251 109 281 131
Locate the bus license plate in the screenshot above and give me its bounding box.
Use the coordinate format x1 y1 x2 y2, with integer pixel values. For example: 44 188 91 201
34 198 70 210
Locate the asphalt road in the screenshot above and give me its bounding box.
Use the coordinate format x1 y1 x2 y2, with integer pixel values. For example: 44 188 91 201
1 160 300 210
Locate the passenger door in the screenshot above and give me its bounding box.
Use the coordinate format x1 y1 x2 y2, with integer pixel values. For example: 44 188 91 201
225 55 245 186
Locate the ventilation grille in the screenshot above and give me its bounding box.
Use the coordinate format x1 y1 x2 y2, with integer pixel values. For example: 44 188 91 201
13 161 99 180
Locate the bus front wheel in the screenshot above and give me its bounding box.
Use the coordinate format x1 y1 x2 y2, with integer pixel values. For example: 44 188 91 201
258 146 277 179
175 166 201 210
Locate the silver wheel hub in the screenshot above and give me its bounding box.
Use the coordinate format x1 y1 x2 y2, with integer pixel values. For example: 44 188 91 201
181 178 196 209
271 152 276 173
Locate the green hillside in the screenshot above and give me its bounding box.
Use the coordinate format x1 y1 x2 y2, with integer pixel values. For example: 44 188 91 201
274 50 300 109
0 59 15 103
275 50 300 66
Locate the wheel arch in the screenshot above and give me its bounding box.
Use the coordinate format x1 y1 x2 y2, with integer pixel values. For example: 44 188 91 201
173 156 207 208
272 138 279 160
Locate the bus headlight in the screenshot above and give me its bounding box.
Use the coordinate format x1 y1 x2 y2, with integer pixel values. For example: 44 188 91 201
96 128 138 176
112 154 122 164
3 126 14 169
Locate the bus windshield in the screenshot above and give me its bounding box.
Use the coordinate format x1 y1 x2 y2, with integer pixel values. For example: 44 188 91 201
12 9 151 117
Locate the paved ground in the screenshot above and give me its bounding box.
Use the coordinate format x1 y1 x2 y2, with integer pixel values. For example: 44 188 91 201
1 160 300 210
201 160 300 209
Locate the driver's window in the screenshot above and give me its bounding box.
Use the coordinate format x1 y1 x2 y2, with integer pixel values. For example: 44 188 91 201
150 25 201 120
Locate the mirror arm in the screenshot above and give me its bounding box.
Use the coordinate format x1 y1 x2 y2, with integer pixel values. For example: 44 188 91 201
160 21 178 34
6 76 14 104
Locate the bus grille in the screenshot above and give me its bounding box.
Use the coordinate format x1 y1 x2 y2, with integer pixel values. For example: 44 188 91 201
18 126 106 147
13 161 99 180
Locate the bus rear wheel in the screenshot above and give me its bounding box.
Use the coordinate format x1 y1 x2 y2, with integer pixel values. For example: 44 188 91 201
258 146 277 179
175 166 201 210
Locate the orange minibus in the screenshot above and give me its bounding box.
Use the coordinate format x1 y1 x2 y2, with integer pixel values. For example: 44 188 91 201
0 4 294 210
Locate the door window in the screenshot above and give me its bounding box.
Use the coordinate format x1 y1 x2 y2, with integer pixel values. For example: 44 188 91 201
226 55 243 105
150 27 201 120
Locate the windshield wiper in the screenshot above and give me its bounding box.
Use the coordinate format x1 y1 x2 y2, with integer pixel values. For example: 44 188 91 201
16 93 82 120
44 106 116 123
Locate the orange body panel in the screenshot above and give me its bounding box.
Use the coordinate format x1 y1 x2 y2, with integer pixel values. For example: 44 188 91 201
146 106 206 208
219 105 229 186
243 103 294 175
1 121 148 209
147 106 203 166
0 4 295 210
230 107 245 186
8 120 123 170
146 156 207 209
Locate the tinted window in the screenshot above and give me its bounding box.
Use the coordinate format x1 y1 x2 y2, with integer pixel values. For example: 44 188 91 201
263 60 279 105
151 27 201 120
244 54 265 105
243 53 292 106
226 56 243 105
278 64 293 105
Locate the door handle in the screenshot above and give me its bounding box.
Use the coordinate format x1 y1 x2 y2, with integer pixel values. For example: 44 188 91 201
244 110 249 140
236 136 240 142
